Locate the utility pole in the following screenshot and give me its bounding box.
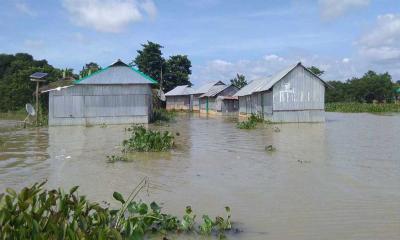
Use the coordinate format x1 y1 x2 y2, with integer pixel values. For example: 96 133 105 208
30 72 48 126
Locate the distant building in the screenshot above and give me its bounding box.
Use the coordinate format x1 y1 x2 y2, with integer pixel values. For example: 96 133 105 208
165 85 194 110
234 62 330 122
192 81 225 111
199 84 239 114
47 60 156 126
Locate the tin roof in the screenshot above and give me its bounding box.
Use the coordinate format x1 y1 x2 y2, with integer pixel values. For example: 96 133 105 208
234 62 330 96
233 78 266 97
200 84 230 98
165 85 194 96
75 60 157 85
193 81 225 94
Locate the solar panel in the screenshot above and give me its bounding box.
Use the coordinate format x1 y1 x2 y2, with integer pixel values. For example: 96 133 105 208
30 72 48 79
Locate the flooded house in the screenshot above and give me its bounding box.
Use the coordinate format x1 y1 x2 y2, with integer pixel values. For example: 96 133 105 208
47 60 157 126
192 81 225 111
199 84 239 114
234 62 330 122
165 85 194 110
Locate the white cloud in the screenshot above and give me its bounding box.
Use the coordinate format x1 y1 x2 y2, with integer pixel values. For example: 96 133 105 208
358 14 400 62
342 58 350 63
264 54 284 62
319 0 370 20
62 0 157 33
15 2 36 16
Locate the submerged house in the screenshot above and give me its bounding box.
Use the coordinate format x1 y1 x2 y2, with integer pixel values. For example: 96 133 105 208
165 85 194 110
199 84 239 114
192 81 225 111
234 62 330 122
47 60 156 126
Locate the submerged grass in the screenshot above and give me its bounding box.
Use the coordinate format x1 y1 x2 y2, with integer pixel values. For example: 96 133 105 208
325 102 400 113
123 125 174 152
0 179 234 239
152 108 177 123
236 114 264 129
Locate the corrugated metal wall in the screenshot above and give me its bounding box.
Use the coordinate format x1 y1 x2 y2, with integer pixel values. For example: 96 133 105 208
49 84 152 125
270 65 325 122
166 95 191 110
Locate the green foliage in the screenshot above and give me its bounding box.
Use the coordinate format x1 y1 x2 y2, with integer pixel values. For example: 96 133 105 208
0 53 62 112
325 102 400 113
79 62 101 78
132 41 192 91
152 108 176 122
133 41 165 84
123 125 174 152
230 73 247 89
307 66 325 76
236 114 263 129
0 181 234 239
106 155 129 163
326 71 395 103
164 55 192 92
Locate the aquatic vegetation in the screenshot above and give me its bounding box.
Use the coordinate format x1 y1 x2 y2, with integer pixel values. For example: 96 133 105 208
325 102 400 113
123 125 174 152
265 145 276 152
236 114 263 129
107 154 128 163
152 108 176 122
100 123 107 128
0 180 235 239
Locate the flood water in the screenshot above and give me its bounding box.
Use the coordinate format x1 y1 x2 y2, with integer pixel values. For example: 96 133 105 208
0 113 399 240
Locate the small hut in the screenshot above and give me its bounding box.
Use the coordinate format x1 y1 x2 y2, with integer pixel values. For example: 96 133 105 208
234 62 330 122
165 85 194 111
199 84 239 114
47 60 156 126
192 81 225 111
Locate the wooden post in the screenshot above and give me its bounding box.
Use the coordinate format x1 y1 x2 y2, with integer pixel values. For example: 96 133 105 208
35 81 39 125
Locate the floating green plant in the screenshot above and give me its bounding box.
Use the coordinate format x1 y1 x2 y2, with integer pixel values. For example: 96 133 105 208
106 154 128 163
325 102 400 113
0 179 235 239
236 114 263 129
123 125 174 152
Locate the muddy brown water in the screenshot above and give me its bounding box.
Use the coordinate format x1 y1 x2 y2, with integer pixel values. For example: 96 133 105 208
0 113 399 239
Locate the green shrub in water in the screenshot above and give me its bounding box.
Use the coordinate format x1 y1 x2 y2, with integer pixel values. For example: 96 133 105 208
236 114 263 129
0 180 234 239
123 125 174 152
152 108 176 122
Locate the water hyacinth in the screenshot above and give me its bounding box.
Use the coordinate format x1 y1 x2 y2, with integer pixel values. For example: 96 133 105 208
325 102 400 113
236 114 264 129
0 180 234 239
123 125 174 152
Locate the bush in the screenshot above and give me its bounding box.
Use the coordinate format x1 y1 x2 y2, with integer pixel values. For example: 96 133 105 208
0 180 234 239
325 102 400 113
236 114 263 129
123 125 174 152
152 108 176 122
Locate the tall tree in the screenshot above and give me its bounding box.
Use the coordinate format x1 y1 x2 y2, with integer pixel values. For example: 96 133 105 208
133 41 165 84
230 73 247 89
79 62 101 78
308 66 325 76
0 53 61 112
163 55 192 92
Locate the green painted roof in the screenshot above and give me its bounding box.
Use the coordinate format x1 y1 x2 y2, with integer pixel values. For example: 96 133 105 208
74 60 157 85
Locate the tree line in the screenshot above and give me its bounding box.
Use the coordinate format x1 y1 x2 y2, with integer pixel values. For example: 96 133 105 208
307 66 399 103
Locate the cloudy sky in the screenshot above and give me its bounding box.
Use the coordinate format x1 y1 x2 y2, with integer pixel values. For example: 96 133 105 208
1 0 400 86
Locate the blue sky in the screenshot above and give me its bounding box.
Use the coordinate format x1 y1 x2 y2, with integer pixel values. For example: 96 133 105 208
1 0 400 86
